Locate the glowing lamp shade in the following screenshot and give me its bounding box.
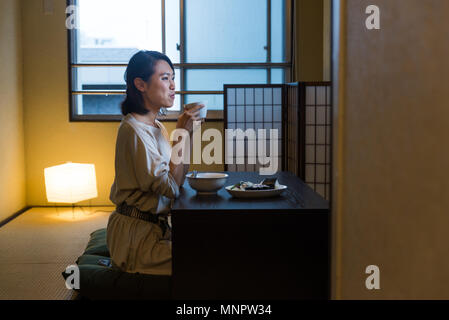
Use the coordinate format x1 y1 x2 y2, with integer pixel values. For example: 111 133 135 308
44 163 98 203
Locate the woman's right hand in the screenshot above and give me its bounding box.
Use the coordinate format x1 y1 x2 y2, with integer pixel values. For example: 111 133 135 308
176 104 205 134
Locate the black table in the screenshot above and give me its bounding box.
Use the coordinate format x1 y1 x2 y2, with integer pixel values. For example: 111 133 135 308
171 171 330 299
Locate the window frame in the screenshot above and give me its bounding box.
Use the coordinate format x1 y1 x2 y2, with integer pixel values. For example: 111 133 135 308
67 0 293 122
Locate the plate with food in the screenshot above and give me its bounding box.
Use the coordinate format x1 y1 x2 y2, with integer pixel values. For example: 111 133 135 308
225 178 287 198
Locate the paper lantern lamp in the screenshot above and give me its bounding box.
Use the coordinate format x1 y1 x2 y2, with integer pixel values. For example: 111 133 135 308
44 162 98 203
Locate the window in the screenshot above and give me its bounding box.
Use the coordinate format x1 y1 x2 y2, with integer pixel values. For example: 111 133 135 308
68 0 292 121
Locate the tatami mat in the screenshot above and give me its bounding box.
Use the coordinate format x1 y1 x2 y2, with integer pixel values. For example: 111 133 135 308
0 207 112 300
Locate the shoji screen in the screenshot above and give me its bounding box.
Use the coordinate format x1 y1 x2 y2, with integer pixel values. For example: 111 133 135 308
223 82 332 201
303 82 332 200
224 85 285 173
285 82 303 178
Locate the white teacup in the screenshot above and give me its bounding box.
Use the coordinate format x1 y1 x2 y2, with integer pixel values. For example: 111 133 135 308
184 101 208 119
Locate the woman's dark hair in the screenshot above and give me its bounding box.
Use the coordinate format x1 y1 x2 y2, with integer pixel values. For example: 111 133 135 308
121 50 174 116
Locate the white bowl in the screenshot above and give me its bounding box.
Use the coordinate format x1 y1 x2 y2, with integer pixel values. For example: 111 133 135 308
186 172 228 195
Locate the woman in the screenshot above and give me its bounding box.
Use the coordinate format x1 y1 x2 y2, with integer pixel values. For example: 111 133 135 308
107 50 203 276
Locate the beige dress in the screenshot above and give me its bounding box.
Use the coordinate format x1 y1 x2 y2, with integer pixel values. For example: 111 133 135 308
107 114 179 276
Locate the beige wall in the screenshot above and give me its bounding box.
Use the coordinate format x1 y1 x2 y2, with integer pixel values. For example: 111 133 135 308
0 0 26 220
323 0 331 81
295 0 324 81
22 0 115 206
333 0 449 299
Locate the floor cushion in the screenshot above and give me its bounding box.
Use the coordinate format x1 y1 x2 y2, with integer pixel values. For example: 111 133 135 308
82 228 110 257
62 228 172 300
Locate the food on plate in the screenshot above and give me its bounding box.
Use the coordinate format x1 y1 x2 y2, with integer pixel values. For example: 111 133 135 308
261 177 277 188
230 178 280 191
